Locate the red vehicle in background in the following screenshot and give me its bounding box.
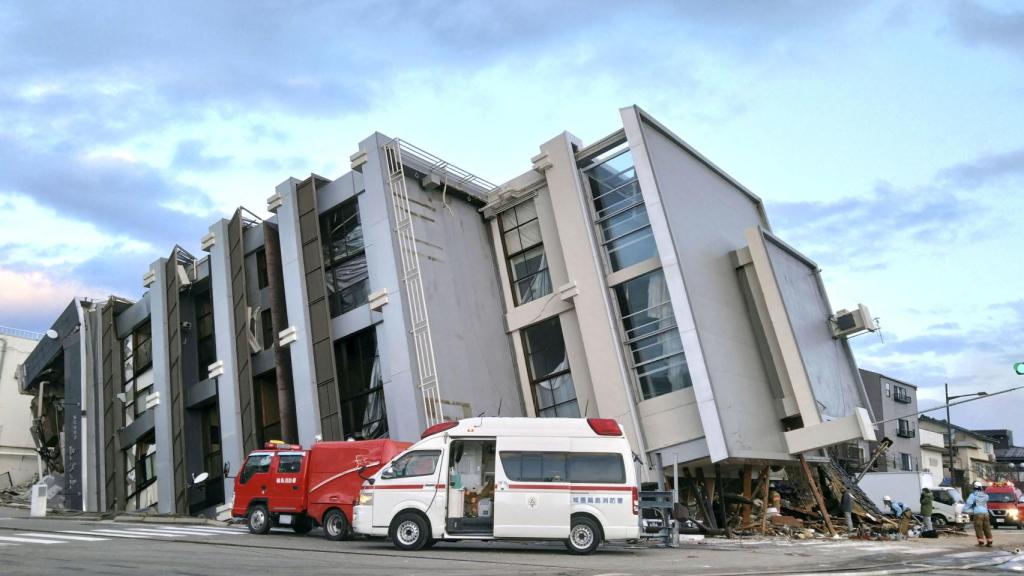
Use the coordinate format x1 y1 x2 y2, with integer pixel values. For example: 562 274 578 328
985 481 1024 530
232 439 410 539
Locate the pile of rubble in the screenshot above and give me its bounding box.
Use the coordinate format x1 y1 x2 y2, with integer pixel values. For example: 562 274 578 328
666 457 933 541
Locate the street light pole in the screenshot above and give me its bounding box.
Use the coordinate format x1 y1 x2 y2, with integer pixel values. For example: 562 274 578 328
944 383 990 491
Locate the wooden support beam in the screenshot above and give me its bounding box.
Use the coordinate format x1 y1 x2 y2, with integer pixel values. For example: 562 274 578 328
799 454 837 537
694 468 718 530
760 466 770 534
741 464 753 526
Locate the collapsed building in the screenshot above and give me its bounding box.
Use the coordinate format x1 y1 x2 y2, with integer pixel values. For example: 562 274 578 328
19 107 877 518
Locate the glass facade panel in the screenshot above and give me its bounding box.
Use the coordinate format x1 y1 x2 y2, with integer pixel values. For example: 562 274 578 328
499 199 553 306
321 199 369 317
584 149 658 272
614 270 691 400
522 317 580 418
335 329 388 440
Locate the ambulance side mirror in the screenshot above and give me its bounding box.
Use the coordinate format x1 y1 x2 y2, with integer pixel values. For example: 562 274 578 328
223 461 234 479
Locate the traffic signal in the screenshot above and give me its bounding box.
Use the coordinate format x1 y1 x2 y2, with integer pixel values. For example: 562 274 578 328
1016 362 1024 376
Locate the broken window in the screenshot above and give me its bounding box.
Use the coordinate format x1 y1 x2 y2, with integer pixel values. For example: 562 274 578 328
499 199 552 305
335 329 388 440
255 247 269 289
197 295 216 380
125 436 157 510
521 317 579 418
583 149 657 272
320 199 369 317
614 269 691 400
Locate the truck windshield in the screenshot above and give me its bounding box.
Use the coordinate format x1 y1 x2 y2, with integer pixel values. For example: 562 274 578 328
987 493 1016 502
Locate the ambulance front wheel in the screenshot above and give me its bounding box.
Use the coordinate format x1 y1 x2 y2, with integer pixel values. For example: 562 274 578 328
323 509 351 541
247 504 271 535
390 512 430 551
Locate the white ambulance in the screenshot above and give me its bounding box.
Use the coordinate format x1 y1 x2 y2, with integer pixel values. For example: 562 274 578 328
352 417 640 554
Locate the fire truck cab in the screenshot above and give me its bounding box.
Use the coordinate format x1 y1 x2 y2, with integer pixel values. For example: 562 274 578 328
232 439 409 539
985 481 1024 529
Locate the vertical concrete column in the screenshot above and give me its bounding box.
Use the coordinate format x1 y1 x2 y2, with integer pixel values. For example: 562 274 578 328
359 133 423 442
148 258 176 514
62 325 84 511
207 219 243 503
275 178 322 446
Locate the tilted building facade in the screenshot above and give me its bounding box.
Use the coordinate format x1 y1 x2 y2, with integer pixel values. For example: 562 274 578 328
19 107 875 514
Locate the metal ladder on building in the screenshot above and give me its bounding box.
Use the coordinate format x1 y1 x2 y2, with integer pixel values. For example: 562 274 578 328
382 139 444 426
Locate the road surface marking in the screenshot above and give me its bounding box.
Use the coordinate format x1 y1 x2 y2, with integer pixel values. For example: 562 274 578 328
146 525 242 535
17 532 109 542
0 536 63 544
113 529 189 537
84 529 160 539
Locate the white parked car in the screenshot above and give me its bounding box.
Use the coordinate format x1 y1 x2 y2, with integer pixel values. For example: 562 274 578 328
353 417 641 554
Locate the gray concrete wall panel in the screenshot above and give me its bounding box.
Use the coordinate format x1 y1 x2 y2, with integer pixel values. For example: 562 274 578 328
148 258 175 514
625 106 787 462
228 211 260 454
164 253 188 513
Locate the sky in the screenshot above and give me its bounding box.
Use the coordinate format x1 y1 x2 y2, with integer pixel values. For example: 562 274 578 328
1 1 1021 438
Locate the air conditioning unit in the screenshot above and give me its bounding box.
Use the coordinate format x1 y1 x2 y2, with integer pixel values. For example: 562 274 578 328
832 303 877 338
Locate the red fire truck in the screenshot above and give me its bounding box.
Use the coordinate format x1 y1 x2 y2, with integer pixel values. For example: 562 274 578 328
985 481 1024 530
232 439 409 539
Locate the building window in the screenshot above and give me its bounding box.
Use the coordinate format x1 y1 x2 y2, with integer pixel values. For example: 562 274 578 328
260 308 274 351
124 434 157 510
320 199 369 317
897 418 915 438
614 269 691 400
893 385 911 403
196 296 216 380
900 452 913 471
335 329 388 440
885 381 891 397
521 317 580 418
253 371 281 444
255 248 269 289
499 199 552 305
583 148 657 272
201 404 222 487
121 322 154 424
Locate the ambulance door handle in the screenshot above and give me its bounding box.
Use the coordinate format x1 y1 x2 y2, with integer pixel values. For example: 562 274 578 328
292 485 299 491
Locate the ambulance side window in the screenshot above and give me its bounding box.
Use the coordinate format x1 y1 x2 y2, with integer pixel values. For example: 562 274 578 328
278 455 303 474
240 454 273 484
382 450 441 479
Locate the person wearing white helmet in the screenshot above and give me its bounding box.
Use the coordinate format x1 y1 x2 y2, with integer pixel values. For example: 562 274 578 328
883 495 911 539
965 481 992 547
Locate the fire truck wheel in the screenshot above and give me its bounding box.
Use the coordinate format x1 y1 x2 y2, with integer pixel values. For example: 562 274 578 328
292 515 313 535
247 504 272 535
323 509 351 541
390 512 429 551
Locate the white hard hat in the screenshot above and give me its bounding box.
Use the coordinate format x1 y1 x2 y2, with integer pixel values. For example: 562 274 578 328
883 495 891 501
973 481 984 489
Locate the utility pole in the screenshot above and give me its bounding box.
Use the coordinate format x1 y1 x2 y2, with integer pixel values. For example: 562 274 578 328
945 383 955 489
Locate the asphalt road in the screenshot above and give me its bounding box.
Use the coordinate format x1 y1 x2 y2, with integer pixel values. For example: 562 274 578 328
2 506 1023 575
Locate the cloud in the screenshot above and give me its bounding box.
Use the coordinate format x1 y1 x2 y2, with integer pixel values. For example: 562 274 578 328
937 146 1024 189
769 180 975 269
172 139 232 172
0 267 84 332
0 136 213 250
948 1 1024 54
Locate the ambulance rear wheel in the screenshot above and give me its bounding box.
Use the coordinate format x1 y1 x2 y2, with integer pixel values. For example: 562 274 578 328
323 509 351 541
293 515 313 535
390 512 429 551
247 504 271 535
565 515 601 555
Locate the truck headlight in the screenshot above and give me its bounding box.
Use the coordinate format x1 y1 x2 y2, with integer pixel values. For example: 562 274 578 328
358 491 374 506
1009 509 1019 518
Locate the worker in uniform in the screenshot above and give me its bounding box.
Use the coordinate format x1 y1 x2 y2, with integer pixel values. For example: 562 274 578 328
883 495 912 539
841 489 854 533
920 488 934 532
965 481 993 547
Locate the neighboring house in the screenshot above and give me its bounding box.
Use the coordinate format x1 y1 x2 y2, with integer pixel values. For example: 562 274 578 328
919 415 996 487
0 326 41 487
861 369 921 472
19 107 877 513
974 429 1024 483
920 428 947 483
